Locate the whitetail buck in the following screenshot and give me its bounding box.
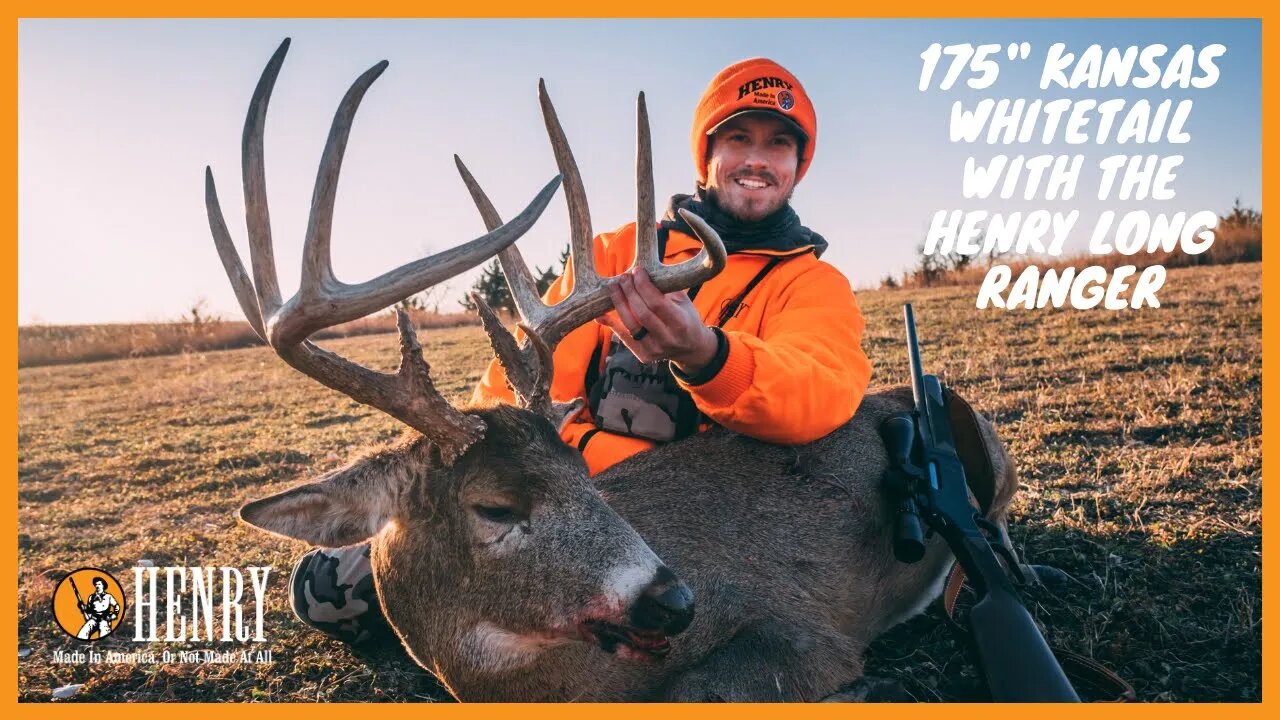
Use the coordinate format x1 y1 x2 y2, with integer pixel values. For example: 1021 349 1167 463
210 40 1019 701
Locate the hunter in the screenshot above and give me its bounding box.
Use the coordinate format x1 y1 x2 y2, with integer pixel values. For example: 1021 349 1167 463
470 56 872 473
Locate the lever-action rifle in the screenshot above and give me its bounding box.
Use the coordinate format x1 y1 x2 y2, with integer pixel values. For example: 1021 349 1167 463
881 303 1080 702
70 577 88 615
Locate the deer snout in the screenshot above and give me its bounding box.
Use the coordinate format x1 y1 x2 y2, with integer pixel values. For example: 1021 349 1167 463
629 566 694 636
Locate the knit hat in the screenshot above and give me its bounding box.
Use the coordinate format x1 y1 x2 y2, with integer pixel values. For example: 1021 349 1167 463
691 58 817 186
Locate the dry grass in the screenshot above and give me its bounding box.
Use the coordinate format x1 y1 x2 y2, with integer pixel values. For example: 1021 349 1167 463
17 262 1260 702
17 310 482 368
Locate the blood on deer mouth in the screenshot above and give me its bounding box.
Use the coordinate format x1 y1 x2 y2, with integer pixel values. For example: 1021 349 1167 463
580 620 672 660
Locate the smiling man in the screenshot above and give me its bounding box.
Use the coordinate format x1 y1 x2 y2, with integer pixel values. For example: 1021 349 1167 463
475 57 874 474
290 59 874 647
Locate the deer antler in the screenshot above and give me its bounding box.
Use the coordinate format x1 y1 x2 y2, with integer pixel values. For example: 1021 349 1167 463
204 38 562 463
455 82 727 420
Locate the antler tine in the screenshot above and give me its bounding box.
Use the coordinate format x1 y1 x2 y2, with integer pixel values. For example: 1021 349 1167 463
622 91 727 293
647 207 729 290
454 155 550 329
205 167 267 341
481 82 727 353
453 150 584 352
455 155 562 418
298 58 389 307
538 80 600 296
517 322 556 404
208 40 568 463
454 81 729 418
271 169 561 347
388 309 485 465
241 37 291 324
247 44 560 349
472 291 548 414
628 90 728 288
276 324 486 465
520 321 585 426
633 91 658 270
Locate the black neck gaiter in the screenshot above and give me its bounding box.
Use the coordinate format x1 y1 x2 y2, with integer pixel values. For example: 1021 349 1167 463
660 188 828 258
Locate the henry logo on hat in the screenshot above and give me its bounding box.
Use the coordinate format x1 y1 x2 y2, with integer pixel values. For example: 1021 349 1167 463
735 75 793 101
691 58 818 186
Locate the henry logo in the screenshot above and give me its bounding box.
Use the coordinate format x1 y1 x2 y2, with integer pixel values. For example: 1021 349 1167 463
777 89 795 111
736 76 794 100
53 568 126 641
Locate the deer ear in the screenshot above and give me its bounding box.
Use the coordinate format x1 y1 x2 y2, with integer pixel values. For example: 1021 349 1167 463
238 455 409 548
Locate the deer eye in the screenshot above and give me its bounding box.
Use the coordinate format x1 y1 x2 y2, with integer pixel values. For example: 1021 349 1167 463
472 504 520 524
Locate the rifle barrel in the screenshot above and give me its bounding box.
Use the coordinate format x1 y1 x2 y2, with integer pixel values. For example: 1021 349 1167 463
904 304 927 418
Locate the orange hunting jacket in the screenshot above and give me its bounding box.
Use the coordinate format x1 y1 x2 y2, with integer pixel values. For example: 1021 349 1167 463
470 222 872 476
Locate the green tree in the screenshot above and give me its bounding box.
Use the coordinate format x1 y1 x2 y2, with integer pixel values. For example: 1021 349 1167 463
535 264 557 296
460 245 569 313
459 259 514 313
537 243 572 294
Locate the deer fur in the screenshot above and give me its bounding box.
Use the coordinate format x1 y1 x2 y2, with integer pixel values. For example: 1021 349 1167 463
240 386 1016 701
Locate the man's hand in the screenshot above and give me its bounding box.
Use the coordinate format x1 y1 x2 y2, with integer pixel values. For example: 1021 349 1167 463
596 267 718 373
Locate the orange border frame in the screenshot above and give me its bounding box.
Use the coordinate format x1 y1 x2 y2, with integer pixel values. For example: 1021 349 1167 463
7 4 1271 715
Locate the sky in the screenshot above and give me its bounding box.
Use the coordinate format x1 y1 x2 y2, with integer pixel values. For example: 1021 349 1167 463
17 19 1261 325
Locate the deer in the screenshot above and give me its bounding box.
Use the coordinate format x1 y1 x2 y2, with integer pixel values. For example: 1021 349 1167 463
208 40 1021 701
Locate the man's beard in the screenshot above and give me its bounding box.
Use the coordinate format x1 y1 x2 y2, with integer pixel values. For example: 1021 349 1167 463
704 184 794 223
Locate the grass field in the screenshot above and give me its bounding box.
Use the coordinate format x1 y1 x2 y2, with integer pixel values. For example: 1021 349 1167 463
17 261 1261 702
17 309 481 368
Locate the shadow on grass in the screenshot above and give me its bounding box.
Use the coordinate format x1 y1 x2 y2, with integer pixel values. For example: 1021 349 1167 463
862 521 1260 702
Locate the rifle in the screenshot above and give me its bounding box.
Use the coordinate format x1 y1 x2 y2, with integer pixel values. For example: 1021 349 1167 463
880 303 1079 702
69 577 88 615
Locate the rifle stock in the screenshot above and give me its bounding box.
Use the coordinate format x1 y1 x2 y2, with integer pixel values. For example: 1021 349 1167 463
969 584 1080 701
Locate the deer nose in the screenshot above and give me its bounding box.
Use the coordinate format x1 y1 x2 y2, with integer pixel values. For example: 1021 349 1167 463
630 566 694 636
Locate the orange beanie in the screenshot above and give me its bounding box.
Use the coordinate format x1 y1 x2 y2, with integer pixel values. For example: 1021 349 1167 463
691 58 817 186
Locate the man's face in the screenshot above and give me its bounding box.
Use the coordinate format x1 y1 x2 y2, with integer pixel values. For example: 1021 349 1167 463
704 114 801 222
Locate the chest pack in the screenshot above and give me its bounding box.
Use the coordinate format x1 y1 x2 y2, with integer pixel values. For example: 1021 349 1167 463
584 228 785 444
